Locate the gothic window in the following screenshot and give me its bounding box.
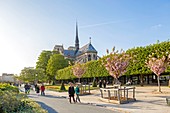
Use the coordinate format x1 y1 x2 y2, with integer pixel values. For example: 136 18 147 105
93 54 96 60
88 54 91 61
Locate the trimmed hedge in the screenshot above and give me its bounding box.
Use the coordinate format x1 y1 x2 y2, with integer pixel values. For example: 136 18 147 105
56 60 109 80
56 40 170 80
126 40 170 75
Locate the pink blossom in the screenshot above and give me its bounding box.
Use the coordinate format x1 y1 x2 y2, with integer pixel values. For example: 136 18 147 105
102 49 132 79
72 64 86 78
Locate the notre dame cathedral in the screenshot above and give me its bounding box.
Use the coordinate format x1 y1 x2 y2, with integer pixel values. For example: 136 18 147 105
53 23 98 63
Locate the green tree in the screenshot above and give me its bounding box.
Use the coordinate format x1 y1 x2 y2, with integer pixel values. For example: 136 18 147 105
36 68 47 82
46 54 69 83
36 50 53 75
19 67 37 83
19 67 47 83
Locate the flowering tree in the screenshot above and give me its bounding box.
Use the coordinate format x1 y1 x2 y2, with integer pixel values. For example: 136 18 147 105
101 48 132 84
72 63 86 83
146 54 170 92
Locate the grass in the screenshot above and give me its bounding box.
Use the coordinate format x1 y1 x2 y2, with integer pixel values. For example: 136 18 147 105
45 84 99 92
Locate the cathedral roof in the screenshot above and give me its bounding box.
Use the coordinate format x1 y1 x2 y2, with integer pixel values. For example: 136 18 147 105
76 43 97 56
63 50 76 58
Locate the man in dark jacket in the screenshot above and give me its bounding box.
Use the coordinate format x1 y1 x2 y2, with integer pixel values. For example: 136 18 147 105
24 83 30 94
68 82 75 103
98 80 102 88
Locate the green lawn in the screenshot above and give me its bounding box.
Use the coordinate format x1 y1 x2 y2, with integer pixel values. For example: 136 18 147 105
45 84 99 92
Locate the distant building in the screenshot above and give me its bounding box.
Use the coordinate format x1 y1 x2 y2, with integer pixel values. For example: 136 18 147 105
53 22 98 63
0 73 15 82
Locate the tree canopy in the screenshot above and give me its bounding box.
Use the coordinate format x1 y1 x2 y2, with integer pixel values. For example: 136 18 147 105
36 50 53 74
19 67 37 83
18 67 47 83
46 54 69 81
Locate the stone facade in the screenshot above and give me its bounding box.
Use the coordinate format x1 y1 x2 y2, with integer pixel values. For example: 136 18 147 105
53 23 98 63
0 73 15 82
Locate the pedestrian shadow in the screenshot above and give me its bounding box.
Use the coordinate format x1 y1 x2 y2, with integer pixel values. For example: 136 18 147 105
36 101 58 113
42 94 67 99
93 94 100 96
27 93 67 99
155 95 170 98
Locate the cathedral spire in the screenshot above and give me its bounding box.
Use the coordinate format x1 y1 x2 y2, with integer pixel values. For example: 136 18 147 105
89 37 91 44
75 21 79 51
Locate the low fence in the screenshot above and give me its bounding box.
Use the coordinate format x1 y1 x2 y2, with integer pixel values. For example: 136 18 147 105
79 84 91 95
100 86 136 104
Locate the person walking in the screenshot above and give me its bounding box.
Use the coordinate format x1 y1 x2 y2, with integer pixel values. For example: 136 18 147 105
40 84 45 96
68 82 75 104
98 80 102 88
103 80 107 88
36 85 40 96
24 83 29 94
34 84 37 92
75 84 81 103
27 83 31 94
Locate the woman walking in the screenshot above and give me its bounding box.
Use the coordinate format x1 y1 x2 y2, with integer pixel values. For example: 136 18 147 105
75 84 81 103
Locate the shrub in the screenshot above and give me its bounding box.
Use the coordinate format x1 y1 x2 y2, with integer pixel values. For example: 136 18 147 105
0 83 19 93
0 90 20 113
0 83 47 113
60 81 66 91
18 98 47 113
92 78 97 87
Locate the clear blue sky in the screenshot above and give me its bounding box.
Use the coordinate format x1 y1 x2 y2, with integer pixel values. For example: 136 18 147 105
0 0 170 75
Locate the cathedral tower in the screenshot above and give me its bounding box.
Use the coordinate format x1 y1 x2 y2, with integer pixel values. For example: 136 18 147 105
75 22 79 53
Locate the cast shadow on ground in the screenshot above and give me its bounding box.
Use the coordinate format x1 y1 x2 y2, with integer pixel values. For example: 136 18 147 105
37 101 58 113
42 94 67 99
28 94 67 99
88 100 157 110
154 95 170 99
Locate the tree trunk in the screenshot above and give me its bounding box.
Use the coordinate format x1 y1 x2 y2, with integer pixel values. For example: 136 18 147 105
79 78 81 83
147 75 149 84
157 76 161 92
123 76 126 85
169 75 170 87
114 78 120 84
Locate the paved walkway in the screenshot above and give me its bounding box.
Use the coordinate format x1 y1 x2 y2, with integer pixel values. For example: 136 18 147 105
25 89 120 113
44 86 170 113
